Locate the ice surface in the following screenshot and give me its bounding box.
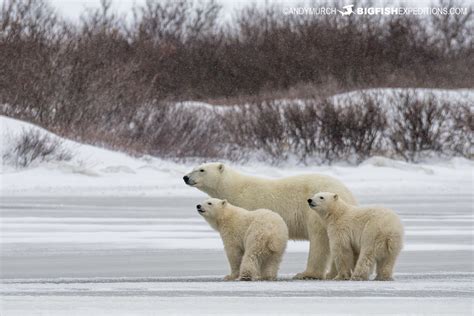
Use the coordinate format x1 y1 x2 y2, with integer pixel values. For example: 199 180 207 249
1 193 473 315
2 296 471 316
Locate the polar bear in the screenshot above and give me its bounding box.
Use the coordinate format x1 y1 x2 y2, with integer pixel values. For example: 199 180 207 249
197 198 288 281
184 162 357 279
308 192 404 281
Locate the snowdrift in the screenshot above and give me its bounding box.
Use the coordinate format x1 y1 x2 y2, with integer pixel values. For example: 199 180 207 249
0 114 471 197
176 88 474 111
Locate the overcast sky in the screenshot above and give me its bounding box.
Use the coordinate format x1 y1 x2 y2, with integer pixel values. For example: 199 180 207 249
46 0 452 21
49 0 268 21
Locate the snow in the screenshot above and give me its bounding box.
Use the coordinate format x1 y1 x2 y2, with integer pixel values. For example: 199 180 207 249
329 88 474 108
173 88 474 113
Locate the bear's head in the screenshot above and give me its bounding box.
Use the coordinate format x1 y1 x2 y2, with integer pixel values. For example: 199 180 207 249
307 192 338 218
183 162 225 190
196 198 227 229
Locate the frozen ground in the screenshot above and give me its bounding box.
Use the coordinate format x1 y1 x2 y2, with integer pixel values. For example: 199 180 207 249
0 194 473 315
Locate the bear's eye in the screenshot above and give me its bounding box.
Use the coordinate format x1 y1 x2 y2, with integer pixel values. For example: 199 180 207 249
207 202 212 205
200 169 205 172
319 197 324 200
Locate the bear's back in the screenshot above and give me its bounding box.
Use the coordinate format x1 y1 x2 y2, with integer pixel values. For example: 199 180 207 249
249 208 288 232
277 174 357 205
244 208 289 248
342 204 403 234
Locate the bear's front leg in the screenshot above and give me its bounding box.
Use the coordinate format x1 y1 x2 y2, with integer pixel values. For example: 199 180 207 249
351 248 375 281
223 244 243 281
330 238 354 281
239 252 260 281
293 215 329 280
330 251 359 280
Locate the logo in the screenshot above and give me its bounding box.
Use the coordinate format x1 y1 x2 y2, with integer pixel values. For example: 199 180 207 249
338 5 354 16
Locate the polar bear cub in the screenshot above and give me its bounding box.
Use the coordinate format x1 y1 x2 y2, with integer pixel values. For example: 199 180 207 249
197 198 288 281
308 192 404 281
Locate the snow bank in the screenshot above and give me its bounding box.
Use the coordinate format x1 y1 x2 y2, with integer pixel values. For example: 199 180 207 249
175 88 474 111
0 115 190 196
0 114 472 197
330 88 474 108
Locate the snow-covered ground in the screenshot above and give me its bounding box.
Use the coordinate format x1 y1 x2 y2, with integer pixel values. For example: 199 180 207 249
1 113 473 315
1 114 472 199
175 88 474 110
329 88 474 108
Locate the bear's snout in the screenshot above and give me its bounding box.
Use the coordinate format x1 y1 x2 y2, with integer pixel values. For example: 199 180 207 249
307 199 312 204
183 175 189 183
196 204 204 213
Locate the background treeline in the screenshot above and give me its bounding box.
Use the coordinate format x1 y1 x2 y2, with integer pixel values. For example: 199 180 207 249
1 0 473 164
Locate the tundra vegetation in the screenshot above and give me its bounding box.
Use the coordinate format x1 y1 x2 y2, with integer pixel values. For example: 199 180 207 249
1 0 472 163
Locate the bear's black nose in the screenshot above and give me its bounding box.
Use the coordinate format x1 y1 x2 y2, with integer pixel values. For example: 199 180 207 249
183 176 189 183
307 199 312 204
196 204 201 209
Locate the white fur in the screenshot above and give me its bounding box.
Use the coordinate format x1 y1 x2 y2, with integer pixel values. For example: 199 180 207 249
198 198 288 281
185 163 357 279
309 192 404 281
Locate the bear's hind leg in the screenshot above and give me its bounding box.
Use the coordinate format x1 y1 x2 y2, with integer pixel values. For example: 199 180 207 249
375 257 393 281
375 234 402 281
375 252 398 281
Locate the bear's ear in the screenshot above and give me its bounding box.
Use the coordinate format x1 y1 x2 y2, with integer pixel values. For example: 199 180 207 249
221 199 227 206
218 163 225 173
333 194 338 200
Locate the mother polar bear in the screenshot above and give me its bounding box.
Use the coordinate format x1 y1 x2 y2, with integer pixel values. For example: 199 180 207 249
183 162 357 279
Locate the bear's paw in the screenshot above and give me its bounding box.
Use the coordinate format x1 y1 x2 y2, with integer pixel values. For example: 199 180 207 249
292 271 325 280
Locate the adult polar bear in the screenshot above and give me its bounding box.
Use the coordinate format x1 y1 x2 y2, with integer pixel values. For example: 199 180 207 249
183 162 357 279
